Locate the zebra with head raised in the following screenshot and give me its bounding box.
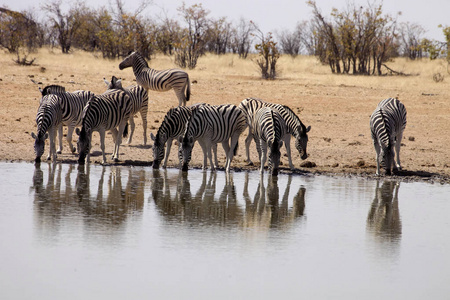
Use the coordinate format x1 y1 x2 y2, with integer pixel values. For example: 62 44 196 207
76 89 132 165
370 97 407 175
118 51 191 106
32 83 94 155
31 94 62 163
251 107 287 176
149 103 218 169
179 104 247 173
104 76 149 145
238 97 311 170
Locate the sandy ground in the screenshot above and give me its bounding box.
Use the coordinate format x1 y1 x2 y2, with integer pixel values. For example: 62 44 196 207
0 50 449 184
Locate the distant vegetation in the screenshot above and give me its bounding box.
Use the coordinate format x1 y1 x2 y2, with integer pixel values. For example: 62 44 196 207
0 0 449 77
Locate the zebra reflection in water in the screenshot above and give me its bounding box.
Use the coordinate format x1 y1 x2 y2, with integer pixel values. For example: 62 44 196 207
32 164 146 238
366 180 402 244
242 172 306 229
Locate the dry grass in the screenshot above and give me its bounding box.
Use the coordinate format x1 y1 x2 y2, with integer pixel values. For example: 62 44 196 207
1 48 449 181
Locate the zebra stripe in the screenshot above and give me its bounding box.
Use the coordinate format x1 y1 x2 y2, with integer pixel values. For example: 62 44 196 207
104 76 149 145
370 97 407 175
31 94 62 163
238 97 311 169
179 104 247 172
76 89 132 164
119 51 191 106
150 103 214 169
252 107 287 175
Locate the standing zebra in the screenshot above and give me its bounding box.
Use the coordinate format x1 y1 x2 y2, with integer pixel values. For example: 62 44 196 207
238 97 311 170
179 104 247 172
31 94 62 163
370 97 407 175
33 83 94 155
150 103 218 169
104 76 149 145
251 107 287 175
118 51 191 106
76 89 132 164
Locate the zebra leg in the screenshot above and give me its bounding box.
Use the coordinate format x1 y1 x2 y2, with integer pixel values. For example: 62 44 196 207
99 129 107 164
212 143 219 169
260 140 268 174
127 116 136 145
374 142 381 175
113 122 126 162
175 89 185 107
163 138 173 168
283 134 295 170
110 128 118 144
57 124 63 154
198 140 210 170
140 109 148 146
222 140 231 172
66 125 76 153
394 132 403 171
48 127 57 162
245 128 254 165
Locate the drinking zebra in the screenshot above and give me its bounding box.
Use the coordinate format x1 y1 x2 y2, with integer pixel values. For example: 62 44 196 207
31 94 62 163
76 89 132 164
370 97 407 175
238 97 311 169
104 76 149 145
118 51 191 106
33 83 94 155
179 104 247 172
251 107 287 175
150 103 217 169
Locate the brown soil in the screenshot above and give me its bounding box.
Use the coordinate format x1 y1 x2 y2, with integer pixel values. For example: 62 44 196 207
1 50 449 184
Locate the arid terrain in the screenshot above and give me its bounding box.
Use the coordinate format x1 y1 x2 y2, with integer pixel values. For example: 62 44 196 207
1 49 449 183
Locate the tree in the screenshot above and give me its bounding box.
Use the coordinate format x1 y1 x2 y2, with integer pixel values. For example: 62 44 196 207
277 23 304 57
398 22 425 59
205 17 232 55
230 17 254 58
253 23 280 80
174 3 209 69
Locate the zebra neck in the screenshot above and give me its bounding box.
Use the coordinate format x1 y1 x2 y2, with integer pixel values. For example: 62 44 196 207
133 58 152 75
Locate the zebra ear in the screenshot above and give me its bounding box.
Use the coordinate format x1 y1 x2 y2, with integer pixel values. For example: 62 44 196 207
306 125 311 133
150 133 156 141
75 128 81 136
279 141 284 149
103 77 110 86
43 133 49 140
178 136 183 144
31 132 37 139
188 136 194 145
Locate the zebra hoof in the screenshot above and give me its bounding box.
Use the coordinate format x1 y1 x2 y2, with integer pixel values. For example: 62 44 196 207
57 150 62 154
246 162 254 166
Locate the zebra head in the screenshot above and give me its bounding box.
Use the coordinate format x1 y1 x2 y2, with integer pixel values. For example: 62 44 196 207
268 139 283 176
179 133 194 172
103 76 123 90
31 132 48 164
76 127 91 165
119 51 139 70
295 124 311 160
150 132 165 169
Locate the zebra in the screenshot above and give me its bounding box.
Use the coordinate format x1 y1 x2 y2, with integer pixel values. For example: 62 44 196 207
31 94 62 163
104 76 149 145
149 103 218 169
238 97 311 170
76 89 132 165
118 51 191 106
251 107 287 175
370 97 407 175
33 83 94 155
179 104 247 172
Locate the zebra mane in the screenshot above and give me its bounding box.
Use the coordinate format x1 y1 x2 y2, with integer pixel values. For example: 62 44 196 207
133 51 149 68
269 110 279 150
282 104 307 136
42 85 66 96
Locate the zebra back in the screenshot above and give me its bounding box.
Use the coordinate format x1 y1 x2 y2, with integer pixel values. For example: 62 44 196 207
253 107 286 146
105 75 148 116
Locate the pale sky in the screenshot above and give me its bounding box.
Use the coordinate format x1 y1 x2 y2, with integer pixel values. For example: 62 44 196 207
2 0 449 41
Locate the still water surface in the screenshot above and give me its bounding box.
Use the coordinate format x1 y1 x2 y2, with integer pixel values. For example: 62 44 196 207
1 162 449 299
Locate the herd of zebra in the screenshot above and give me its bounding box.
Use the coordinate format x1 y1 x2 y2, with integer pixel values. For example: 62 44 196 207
31 51 407 176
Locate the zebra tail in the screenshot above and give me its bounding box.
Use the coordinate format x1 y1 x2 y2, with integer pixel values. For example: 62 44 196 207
123 122 129 138
186 78 191 102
